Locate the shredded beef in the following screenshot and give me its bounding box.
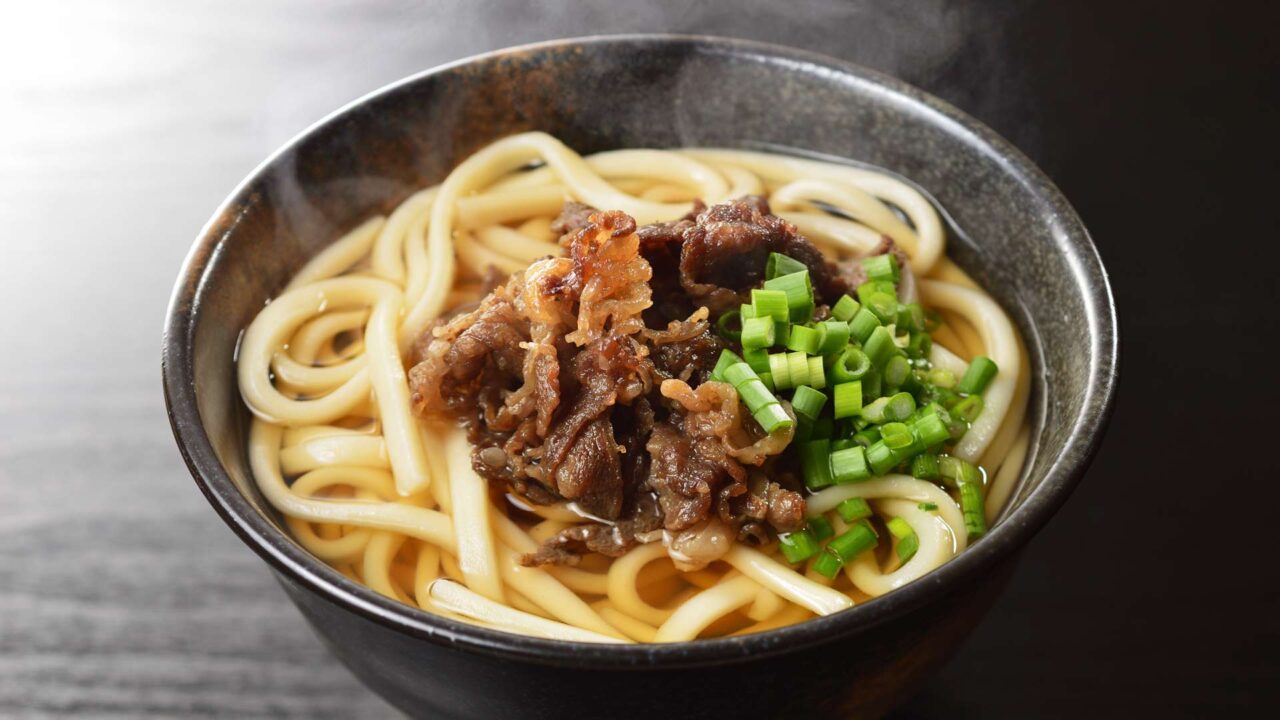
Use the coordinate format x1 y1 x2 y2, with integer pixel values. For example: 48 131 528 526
678 195 863 308
408 197 879 567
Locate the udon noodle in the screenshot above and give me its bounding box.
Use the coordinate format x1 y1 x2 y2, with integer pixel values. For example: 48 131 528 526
238 132 1031 643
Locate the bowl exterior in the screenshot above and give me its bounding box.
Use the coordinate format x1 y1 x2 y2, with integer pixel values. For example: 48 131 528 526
164 35 1116 718
276 559 1016 719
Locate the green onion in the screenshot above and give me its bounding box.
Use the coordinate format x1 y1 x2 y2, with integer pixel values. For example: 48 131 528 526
830 347 871 384
779 529 820 564
740 303 757 319
752 403 794 433
741 316 776 350
812 550 844 579
817 320 851 354
883 354 910 388
918 501 939 511
883 391 916 422
938 456 982 489
912 413 950 448
716 309 743 342
960 482 987 540
830 446 871 484
786 325 822 354
831 438 856 452
711 349 742 382
906 331 932 359
836 497 873 522
860 396 890 424
743 347 770 374
927 368 956 389
831 295 860 322
832 381 863 419
848 307 880 344
791 385 827 420
775 321 791 347
767 352 791 389
807 356 826 389
722 362 757 388
886 517 918 563
951 395 984 423
911 453 941 480
787 351 811 388
897 303 925 333
801 439 834 489
808 515 834 542
866 440 897 475
881 422 914 450
759 372 775 393
852 428 880 448
827 523 878 562
863 326 897 368
763 271 814 322
751 288 790 322
737 379 776 412
957 356 999 395
866 292 899 324
766 252 808 280
863 253 901 283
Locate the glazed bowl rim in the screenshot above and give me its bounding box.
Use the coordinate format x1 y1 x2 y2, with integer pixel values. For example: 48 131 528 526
162 33 1118 669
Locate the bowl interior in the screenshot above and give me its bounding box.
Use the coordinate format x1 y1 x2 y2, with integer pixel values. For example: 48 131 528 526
166 35 1116 660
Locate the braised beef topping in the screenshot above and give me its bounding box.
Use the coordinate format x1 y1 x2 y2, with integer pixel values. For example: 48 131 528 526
407 197 875 567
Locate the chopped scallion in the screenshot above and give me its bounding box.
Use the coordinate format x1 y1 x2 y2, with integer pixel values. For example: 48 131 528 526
832 381 863 419
836 496 873 522
911 453 941 480
807 356 826 389
830 347 871 384
883 391 917 422
886 517 918 563
817 320 851 354
957 356 999 395
711 349 742 382
951 395 985 423
763 271 814 322
741 315 776 350
883 354 911 388
751 288 790 322
960 482 987 540
716 309 743 342
791 385 827 420
863 253 901 283
786 324 822 354
866 440 897 475
752 402 794 434
766 252 808 280
863 326 897 368
827 523 878 562
849 307 880 343
779 529 820 564
812 550 844 579
807 515 834 542
830 446 871 484
831 294 860 322
801 439 834 489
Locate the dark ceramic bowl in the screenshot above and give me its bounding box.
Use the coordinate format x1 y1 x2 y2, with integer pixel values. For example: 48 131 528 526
163 35 1117 719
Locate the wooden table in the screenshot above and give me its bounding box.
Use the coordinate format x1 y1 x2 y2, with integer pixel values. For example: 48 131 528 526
3 1 1274 716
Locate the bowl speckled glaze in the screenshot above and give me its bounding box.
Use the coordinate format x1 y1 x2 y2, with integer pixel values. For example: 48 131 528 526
163 35 1117 719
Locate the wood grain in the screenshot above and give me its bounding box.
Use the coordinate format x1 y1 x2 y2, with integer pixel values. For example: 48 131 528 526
1 1 1274 717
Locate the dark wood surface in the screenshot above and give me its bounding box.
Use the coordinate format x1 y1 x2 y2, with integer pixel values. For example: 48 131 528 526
2 1 1275 717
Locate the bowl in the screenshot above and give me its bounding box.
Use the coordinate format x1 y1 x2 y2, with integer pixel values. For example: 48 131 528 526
163 35 1117 719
